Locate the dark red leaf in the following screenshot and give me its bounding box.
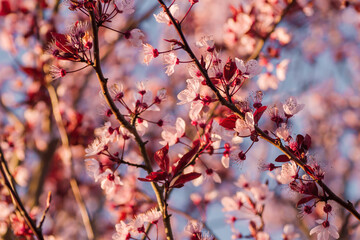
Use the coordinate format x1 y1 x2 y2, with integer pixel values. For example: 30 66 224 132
171 172 201 188
296 196 316 207
154 144 169 172
219 114 237 130
138 171 168 182
223 58 237 82
51 32 77 55
253 106 267 124
20 67 44 80
173 143 200 175
303 134 311 150
306 182 318 196
296 134 304 146
275 154 290 162
0 1 11 16
138 177 153 182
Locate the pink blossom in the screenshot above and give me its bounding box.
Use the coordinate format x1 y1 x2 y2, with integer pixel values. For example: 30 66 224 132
283 96 305 117
256 232 270 240
271 27 292 45
185 220 203 235
163 52 179 76
95 169 123 195
0 202 14 220
309 219 339 240
234 112 255 136
276 123 290 141
112 221 131 240
221 192 248 212
142 43 159 65
115 0 135 15
144 208 162 224
257 72 280 90
189 101 204 121
196 35 214 51
277 161 298 184
85 137 109 157
276 59 290 81
193 168 221 186
154 4 179 24
126 29 144 47
225 13 252 36
160 117 185 146
235 58 262 78
177 78 201 105
282 224 300 240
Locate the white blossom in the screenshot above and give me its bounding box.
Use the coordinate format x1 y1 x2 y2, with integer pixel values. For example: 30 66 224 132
309 219 339 240
85 137 109 157
277 161 297 184
142 43 158 65
163 52 179 76
95 169 123 195
160 117 185 146
154 4 179 24
234 112 254 136
235 58 262 78
283 96 305 117
127 29 144 47
115 0 135 15
276 123 290 140
84 158 100 179
282 224 300 240
177 78 201 105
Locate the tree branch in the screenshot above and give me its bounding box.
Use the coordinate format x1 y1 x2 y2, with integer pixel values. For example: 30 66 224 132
156 0 360 222
47 84 96 240
0 147 44 240
88 7 174 240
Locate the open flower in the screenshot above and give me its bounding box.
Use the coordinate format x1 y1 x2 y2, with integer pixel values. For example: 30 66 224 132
115 0 135 15
177 78 201 105
282 224 300 240
276 123 290 141
234 112 254 136
154 4 179 24
160 117 185 146
283 96 304 117
163 52 179 76
95 169 123 195
277 161 298 184
235 58 262 78
143 43 159 65
84 158 100 179
309 219 339 240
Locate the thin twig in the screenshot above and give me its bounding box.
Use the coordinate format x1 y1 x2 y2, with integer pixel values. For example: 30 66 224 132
47 84 96 240
247 0 296 61
0 147 44 240
38 191 52 229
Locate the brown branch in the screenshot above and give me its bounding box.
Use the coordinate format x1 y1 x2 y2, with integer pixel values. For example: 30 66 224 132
88 7 174 240
73 4 158 108
0 147 44 240
247 0 296 61
156 0 360 222
47 84 96 240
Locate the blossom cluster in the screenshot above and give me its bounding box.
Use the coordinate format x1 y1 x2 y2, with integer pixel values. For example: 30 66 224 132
0 0 359 239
